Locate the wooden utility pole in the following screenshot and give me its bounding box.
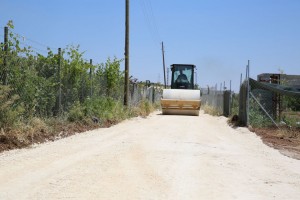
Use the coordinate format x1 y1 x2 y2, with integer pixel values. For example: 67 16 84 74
240 73 243 89
124 0 130 106
161 42 166 88
167 67 169 87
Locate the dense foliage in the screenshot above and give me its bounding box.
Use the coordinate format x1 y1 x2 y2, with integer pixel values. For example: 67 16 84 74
0 22 126 129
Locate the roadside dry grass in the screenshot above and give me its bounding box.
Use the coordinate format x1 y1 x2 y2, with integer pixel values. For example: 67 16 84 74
0 101 159 153
201 104 221 116
0 118 99 152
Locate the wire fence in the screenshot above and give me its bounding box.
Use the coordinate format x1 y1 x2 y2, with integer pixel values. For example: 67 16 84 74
239 65 300 128
201 86 233 117
3 26 299 129
201 87 224 115
200 65 300 130
1 54 161 114
0 26 162 126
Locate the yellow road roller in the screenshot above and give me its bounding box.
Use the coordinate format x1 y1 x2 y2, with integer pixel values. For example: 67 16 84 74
161 64 201 116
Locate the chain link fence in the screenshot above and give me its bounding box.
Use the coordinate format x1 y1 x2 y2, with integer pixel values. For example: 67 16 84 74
201 86 233 116
199 63 300 129
239 73 300 128
0 54 161 115
129 83 162 106
0 30 162 128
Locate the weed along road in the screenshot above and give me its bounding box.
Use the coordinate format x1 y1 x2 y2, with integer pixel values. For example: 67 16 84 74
0 111 300 200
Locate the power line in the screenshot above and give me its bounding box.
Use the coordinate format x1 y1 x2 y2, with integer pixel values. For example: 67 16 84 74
138 0 161 45
0 28 56 56
145 0 161 44
146 0 161 41
1 26 56 51
7 29 56 51
18 41 50 55
139 0 154 42
0 39 51 56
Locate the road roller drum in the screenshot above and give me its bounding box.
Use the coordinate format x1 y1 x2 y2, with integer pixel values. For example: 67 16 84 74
161 64 201 116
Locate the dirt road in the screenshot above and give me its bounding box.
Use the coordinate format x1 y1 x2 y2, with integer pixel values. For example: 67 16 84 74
1 111 300 200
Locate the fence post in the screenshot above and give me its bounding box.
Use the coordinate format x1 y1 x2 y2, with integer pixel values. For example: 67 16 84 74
58 48 62 115
223 90 231 117
152 86 155 103
239 81 247 126
246 60 250 126
80 70 84 103
2 27 8 85
90 59 93 97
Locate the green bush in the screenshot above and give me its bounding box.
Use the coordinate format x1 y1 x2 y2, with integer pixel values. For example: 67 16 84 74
67 97 157 123
249 98 273 127
231 93 239 116
285 96 300 111
67 97 126 122
1 20 159 132
68 101 85 122
0 85 24 129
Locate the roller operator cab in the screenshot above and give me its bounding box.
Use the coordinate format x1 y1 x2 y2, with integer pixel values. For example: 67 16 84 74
171 64 196 89
161 64 201 116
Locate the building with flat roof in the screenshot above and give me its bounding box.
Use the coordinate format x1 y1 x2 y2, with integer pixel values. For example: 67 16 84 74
257 73 300 88
255 73 300 120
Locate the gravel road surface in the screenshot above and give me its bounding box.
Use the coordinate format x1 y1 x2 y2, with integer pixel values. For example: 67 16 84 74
1 111 300 200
